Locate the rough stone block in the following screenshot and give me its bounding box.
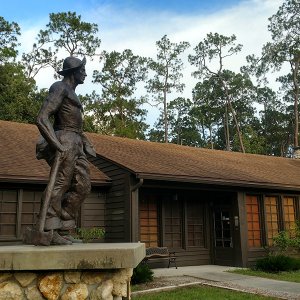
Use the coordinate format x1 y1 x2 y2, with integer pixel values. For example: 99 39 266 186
0 273 12 283
81 271 105 284
14 272 37 287
38 273 63 300
61 283 88 300
0 281 23 300
25 285 44 300
90 279 113 300
64 271 81 284
112 268 132 297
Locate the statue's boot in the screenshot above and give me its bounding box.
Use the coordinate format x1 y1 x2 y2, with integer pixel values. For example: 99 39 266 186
51 231 72 245
58 230 83 243
62 235 83 243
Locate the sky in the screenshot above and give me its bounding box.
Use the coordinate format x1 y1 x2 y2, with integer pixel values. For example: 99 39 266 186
1 0 283 126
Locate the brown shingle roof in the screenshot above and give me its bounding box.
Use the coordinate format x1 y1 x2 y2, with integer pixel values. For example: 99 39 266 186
87 133 300 191
4 120 299 191
0 121 110 185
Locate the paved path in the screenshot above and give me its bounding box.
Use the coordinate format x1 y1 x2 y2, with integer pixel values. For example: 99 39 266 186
151 265 300 299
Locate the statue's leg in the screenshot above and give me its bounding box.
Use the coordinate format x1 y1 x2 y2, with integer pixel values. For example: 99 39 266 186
44 149 76 231
62 155 91 219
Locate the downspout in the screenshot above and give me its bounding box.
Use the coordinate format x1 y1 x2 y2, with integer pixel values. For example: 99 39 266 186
130 178 144 242
132 178 144 192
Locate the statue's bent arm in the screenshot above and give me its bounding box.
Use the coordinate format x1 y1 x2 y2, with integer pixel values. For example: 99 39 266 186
36 83 66 153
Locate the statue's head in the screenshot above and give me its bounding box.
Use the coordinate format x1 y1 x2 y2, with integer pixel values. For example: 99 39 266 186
57 56 86 76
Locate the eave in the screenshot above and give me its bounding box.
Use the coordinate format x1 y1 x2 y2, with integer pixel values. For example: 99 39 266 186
0 175 111 187
135 173 300 192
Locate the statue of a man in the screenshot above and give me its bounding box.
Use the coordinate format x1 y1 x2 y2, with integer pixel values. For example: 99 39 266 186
34 56 96 245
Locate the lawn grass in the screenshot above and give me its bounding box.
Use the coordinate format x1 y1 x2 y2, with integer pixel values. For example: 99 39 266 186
228 268 300 283
132 285 276 299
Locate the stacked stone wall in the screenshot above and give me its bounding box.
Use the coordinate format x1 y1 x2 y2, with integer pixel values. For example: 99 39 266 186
0 268 132 300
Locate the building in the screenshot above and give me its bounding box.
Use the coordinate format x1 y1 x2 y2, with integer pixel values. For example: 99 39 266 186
1 120 300 267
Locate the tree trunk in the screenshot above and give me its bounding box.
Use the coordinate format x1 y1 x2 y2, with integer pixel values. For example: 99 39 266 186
163 89 168 143
201 122 206 143
228 98 245 153
222 82 245 153
292 59 300 148
209 124 214 149
263 102 268 155
224 103 230 151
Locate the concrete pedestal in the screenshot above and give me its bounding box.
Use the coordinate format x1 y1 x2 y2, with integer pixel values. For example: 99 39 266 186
0 243 145 300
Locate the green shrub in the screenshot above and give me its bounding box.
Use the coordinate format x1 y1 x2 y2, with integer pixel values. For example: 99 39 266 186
273 231 291 252
255 254 300 273
131 263 154 285
75 227 105 243
272 221 300 252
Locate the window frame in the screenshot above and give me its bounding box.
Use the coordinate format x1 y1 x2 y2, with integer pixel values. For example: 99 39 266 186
245 194 263 248
0 189 22 241
246 193 300 249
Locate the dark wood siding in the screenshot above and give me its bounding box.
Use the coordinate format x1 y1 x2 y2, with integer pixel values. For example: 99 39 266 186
21 190 42 236
0 189 19 240
0 186 105 244
247 249 267 266
173 248 210 267
80 192 105 229
89 156 131 242
147 248 210 269
0 188 43 243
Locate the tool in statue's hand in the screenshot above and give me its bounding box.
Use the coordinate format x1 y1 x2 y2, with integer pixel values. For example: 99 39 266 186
24 151 63 246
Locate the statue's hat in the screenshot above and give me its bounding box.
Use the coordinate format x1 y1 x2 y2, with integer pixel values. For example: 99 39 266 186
57 56 86 76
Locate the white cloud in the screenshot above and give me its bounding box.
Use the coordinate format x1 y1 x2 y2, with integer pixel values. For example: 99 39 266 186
20 0 283 126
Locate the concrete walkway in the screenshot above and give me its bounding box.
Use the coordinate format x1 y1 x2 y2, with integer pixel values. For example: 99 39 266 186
152 265 300 299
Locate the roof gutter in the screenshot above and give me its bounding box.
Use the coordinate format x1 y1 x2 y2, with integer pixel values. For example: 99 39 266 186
0 176 111 187
136 173 300 192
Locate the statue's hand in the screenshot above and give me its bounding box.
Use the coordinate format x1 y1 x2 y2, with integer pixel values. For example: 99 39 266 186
57 144 71 161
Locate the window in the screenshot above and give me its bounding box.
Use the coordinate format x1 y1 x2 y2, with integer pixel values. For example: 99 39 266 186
0 189 43 241
265 196 279 246
0 190 18 239
140 192 207 249
246 195 262 248
164 197 182 248
283 197 296 237
247 194 300 248
139 195 159 247
21 191 41 233
187 200 204 247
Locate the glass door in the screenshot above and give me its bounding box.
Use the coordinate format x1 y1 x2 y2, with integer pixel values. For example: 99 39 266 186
213 207 234 265
214 210 232 248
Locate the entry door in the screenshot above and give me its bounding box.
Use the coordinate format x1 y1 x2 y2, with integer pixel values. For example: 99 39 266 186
213 207 234 266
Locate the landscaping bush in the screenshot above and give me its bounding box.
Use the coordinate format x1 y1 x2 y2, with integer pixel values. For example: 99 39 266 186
273 231 291 252
255 254 300 273
131 263 154 284
75 227 105 243
273 221 300 253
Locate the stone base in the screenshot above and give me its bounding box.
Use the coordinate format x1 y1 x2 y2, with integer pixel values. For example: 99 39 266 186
0 243 145 300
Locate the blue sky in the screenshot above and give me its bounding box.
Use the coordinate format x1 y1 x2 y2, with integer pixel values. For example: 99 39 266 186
1 0 283 125
2 0 242 23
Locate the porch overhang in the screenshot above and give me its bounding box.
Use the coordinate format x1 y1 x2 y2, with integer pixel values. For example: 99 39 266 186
135 173 300 192
0 175 112 187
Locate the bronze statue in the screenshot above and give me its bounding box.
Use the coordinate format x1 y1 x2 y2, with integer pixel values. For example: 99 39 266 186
24 57 96 245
